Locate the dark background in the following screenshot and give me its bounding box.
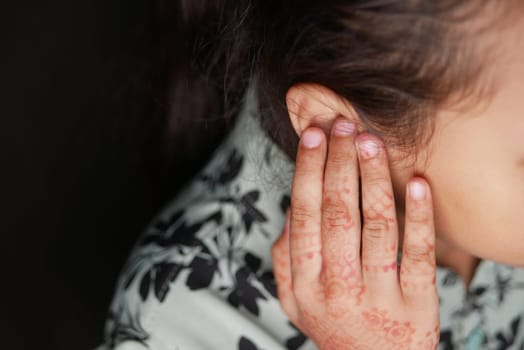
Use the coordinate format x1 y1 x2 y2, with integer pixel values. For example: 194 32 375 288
1 2 221 349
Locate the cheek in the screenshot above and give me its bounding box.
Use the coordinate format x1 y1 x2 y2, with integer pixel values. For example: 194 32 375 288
429 163 524 267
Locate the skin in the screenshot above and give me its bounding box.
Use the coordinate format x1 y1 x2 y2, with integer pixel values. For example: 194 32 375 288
271 9 523 348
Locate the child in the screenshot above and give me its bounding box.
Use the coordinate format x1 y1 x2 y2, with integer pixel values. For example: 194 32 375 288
99 1 524 349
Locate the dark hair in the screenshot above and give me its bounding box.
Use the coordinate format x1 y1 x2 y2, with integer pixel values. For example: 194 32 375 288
149 0 514 174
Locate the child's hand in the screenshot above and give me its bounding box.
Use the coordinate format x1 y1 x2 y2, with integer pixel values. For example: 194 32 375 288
272 118 439 350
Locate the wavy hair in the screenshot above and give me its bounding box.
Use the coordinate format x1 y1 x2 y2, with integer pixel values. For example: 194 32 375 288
145 0 515 175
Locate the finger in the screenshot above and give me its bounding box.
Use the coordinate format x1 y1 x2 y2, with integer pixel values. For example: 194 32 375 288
289 127 325 294
272 210 301 324
321 118 363 302
356 133 400 293
400 178 438 304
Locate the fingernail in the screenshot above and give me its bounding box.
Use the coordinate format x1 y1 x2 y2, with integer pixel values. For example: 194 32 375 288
357 140 379 159
301 129 323 148
333 120 356 136
409 181 426 200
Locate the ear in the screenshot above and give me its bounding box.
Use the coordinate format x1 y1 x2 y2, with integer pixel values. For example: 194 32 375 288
286 84 422 215
286 83 362 136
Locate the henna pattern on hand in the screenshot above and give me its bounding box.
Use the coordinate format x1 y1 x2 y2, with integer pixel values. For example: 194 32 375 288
313 308 433 350
290 232 322 264
277 128 439 350
322 191 355 232
416 326 440 350
363 260 398 273
401 236 437 290
362 185 395 224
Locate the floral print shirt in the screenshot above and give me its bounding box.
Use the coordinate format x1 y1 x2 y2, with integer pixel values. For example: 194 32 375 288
99 87 524 350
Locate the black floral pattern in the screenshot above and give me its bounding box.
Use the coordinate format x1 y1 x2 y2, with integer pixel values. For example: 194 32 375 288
138 261 183 302
239 336 262 350
279 194 290 214
227 253 276 316
285 323 308 350
495 316 522 350
439 330 454 350
122 209 225 302
199 148 244 190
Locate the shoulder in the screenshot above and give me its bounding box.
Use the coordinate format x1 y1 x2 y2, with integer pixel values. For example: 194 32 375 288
102 129 304 349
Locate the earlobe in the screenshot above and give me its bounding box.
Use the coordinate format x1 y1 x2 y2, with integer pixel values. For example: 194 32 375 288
286 83 361 137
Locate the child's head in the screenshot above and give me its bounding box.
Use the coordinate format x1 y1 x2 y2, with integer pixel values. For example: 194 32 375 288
167 1 523 266
249 1 523 266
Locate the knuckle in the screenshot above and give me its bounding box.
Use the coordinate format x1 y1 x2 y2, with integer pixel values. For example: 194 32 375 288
328 149 351 167
322 194 351 228
290 200 315 223
403 243 431 263
295 164 318 179
363 219 390 239
296 152 323 174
